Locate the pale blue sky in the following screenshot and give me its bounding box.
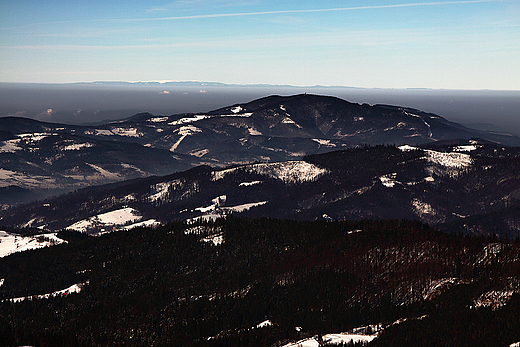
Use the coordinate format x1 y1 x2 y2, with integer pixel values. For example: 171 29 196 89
1 0 519 89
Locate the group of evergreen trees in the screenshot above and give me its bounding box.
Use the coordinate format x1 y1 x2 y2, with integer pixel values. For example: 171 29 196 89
1 217 520 346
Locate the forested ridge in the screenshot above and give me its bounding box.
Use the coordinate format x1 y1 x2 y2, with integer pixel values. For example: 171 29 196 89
1 218 520 346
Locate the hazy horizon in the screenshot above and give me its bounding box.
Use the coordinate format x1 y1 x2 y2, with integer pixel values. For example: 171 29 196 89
1 82 519 136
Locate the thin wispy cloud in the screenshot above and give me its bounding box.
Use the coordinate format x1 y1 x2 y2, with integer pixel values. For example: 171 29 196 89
133 0 499 22
0 0 498 30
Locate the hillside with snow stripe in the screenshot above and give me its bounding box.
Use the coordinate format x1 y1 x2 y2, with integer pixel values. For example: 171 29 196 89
7 281 89 303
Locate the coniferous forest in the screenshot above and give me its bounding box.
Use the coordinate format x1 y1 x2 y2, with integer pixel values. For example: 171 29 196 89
1 218 520 346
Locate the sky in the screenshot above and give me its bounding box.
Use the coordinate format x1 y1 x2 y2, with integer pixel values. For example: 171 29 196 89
1 0 519 89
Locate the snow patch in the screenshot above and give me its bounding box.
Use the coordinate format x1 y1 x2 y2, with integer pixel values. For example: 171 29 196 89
312 139 336 147
239 181 262 187
84 129 114 136
111 127 143 137
63 142 94 151
399 145 472 176
200 233 224 246
0 231 67 258
148 117 169 123
248 127 262 136
0 139 22 153
194 195 227 213
221 201 267 213
281 332 377 347
168 115 209 126
122 219 161 230
282 117 302 128
405 111 433 138
170 125 202 152
190 148 210 157
212 161 327 184
412 199 436 217
231 106 243 113
454 145 479 152
7 281 89 303
17 133 55 141
65 207 142 234
149 180 176 203
256 320 273 328
379 173 399 188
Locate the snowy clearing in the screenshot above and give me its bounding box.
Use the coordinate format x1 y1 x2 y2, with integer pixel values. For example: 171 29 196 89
399 145 472 176
65 207 142 234
0 139 22 153
17 132 56 141
111 127 143 137
62 142 95 151
454 145 479 152
168 115 209 126
84 129 114 136
148 117 169 123
212 161 327 184
0 231 67 258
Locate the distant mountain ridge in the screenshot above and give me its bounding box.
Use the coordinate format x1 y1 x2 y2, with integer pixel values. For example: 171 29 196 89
2 140 520 238
1 94 520 205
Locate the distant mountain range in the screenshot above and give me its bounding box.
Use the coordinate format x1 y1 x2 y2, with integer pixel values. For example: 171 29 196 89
2 94 520 205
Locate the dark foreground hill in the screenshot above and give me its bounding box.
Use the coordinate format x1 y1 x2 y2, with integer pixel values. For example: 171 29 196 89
2 140 520 237
2 94 520 205
1 218 520 346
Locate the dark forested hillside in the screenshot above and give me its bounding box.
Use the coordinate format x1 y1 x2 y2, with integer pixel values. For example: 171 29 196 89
3 141 520 237
1 218 520 346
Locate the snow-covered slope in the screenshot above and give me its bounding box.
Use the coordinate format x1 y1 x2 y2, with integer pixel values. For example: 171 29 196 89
0 230 66 258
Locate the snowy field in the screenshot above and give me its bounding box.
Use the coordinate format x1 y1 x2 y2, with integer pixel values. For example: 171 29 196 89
0 230 66 258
